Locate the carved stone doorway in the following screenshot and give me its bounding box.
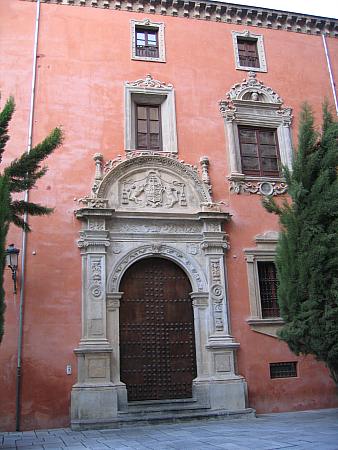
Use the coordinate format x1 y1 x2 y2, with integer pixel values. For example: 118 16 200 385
119 257 197 401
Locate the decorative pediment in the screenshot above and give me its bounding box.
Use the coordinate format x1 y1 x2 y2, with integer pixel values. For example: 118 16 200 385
219 72 293 126
226 71 282 104
125 74 173 90
78 152 215 214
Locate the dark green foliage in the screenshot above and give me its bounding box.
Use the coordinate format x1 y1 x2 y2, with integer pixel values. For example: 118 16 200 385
0 97 15 164
263 103 338 385
0 175 10 340
0 97 62 342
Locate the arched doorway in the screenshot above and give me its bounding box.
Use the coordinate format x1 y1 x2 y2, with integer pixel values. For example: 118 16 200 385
119 257 197 402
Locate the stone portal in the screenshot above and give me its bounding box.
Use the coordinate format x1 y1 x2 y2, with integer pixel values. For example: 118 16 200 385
71 153 251 429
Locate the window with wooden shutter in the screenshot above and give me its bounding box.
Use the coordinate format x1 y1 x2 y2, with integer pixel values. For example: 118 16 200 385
238 127 281 177
135 28 159 59
136 105 162 151
257 261 280 318
237 38 260 68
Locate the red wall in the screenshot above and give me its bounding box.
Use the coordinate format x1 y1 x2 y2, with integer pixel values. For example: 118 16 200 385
0 1 337 430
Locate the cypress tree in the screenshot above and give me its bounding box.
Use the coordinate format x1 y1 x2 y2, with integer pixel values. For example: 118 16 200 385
263 103 338 385
0 97 63 342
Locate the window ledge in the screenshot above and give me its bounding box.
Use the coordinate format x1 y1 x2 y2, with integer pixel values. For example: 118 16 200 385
236 65 267 73
228 174 287 196
131 56 166 63
247 318 284 338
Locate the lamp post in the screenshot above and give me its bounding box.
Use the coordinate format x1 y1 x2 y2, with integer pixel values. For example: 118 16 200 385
5 244 20 294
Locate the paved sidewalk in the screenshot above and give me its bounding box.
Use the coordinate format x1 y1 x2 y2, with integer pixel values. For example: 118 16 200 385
1 408 337 450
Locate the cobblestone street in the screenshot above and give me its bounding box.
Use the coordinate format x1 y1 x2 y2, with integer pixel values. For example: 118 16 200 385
1 408 337 450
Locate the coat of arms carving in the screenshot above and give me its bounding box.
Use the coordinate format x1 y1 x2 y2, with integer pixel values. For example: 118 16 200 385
121 170 187 208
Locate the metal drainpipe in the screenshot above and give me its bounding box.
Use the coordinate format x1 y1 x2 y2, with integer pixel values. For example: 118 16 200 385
15 0 41 432
322 33 338 115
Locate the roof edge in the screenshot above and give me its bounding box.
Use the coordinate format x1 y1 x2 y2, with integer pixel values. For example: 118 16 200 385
21 0 338 37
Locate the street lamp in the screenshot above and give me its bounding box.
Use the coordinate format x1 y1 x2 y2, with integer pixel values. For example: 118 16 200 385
5 244 20 294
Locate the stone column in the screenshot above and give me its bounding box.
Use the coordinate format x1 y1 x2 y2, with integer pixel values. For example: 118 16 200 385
198 218 248 411
106 292 128 411
71 218 118 429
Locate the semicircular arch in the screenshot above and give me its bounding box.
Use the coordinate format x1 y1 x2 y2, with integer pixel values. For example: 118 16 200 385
107 244 207 293
97 154 212 212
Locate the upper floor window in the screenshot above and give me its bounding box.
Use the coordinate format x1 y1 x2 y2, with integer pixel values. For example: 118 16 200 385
232 30 267 73
131 19 166 63
219 72 293 196
136 104 162 151
237 38 259 68
124 74 177 153
238 127 281 177
136 28 159 59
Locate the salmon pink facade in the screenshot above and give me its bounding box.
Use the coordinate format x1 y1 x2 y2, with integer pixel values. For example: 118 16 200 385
1 0 338 431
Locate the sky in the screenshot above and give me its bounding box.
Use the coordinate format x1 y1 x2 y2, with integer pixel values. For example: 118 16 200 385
221 0 338 19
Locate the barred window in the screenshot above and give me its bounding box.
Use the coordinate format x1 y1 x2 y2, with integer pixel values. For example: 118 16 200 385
270 362 297 379
257 261 280 318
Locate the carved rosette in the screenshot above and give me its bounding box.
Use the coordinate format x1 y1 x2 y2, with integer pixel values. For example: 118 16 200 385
230 179 288 196
211 284 224 332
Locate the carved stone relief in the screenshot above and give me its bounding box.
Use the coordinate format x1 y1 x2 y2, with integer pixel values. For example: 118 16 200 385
96 154 212 212
121 170 187 208
88 218 105 231
211 284 224 332
110 221 202 234
211 260 221 282
89 259 104 299
108 244 206 292
187 243 200 255
230 179 288 196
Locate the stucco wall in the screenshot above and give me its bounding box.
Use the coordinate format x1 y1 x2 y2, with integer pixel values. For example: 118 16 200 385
0 0 337 430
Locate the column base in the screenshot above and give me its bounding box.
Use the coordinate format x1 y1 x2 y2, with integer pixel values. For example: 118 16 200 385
193 377 248 410
71 384 118 429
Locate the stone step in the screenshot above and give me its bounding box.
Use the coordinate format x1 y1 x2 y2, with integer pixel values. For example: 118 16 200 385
126 397 203 413
71 407 255 430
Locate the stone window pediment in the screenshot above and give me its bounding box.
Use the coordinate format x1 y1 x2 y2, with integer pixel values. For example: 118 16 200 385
219 72 293 196
125 74 178 153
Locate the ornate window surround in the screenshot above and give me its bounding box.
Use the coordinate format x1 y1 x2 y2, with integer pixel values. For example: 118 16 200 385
124 74 178 153
131 18 166 63
243 231 284 338
232 30 267 73
219 72 293 196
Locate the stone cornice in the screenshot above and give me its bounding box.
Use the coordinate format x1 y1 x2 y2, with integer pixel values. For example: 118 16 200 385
22 0 338 37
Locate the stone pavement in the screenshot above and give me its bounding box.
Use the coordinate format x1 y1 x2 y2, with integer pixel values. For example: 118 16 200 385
1 408 337 450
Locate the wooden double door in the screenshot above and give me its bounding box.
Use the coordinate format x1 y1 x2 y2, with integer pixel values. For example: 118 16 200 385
119 257 197 401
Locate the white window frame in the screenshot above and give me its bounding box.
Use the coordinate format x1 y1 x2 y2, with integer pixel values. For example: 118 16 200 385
244 232 284 338
219 72 293 194
131 18 166 63
232 30 267 73
124 75 178 153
